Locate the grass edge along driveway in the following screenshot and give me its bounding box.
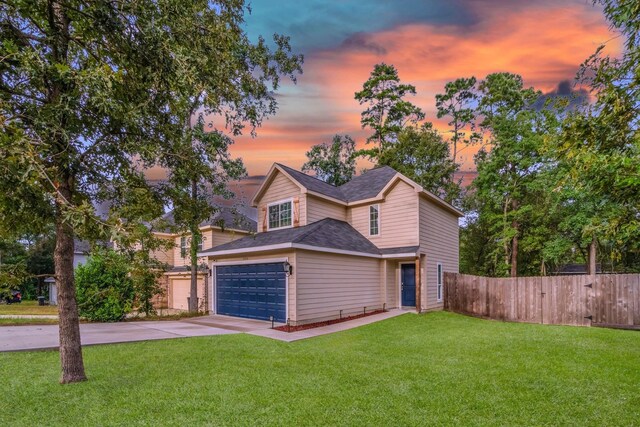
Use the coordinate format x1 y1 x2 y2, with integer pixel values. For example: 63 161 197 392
1 312 639 426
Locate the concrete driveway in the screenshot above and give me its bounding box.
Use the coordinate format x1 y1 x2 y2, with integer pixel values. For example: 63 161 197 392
0 321 238 352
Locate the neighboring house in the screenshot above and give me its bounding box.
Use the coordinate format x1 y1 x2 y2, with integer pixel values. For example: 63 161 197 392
151 207 256 311
198 163 463 325
48 239 91 305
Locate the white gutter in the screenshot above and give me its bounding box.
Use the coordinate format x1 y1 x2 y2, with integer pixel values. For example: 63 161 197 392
198 243 417 259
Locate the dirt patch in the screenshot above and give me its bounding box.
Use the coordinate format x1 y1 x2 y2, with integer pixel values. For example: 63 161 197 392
275 310 386 333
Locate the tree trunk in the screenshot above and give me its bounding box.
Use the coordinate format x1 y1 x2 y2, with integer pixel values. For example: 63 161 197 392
189 179 199 312
510 199 519 278
54 179 86 384
588 237 597 276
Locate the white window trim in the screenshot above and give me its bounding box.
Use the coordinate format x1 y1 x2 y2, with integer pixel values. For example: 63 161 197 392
369 204 380 236
180 236 188 258
437 262 443 302
266 198 294 231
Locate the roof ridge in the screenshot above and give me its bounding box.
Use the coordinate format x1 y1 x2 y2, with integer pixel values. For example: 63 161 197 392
292 218 336 243
277 163 343 189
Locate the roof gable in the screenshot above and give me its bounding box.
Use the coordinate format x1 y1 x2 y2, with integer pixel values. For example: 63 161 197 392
253 162 463 217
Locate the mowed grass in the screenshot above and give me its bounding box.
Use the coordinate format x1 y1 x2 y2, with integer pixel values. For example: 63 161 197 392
1 312 639 426
0 300 58 315
0 318 58 326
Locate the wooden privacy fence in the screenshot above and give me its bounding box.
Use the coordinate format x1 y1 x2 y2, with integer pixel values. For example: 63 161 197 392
444 273 640 328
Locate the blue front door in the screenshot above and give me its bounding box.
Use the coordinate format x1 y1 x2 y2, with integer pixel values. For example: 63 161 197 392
216 263 286 322
401 264 416 307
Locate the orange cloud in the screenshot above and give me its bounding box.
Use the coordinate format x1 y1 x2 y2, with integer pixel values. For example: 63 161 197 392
229 4 622 175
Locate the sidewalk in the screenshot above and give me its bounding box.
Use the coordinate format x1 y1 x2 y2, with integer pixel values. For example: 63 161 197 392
248 309 408 342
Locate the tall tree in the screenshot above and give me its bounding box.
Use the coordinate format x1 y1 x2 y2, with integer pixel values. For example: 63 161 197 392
0 0 301 383
556 0 640 260
355 63 424 156
435 77 480 167
163 119 247 313
473 73 544 277
378 124 459 201
302 134 356 186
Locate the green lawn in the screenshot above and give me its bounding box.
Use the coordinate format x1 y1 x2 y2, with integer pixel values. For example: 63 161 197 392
0 300 58 315
0 318 58 326
1 312 639 426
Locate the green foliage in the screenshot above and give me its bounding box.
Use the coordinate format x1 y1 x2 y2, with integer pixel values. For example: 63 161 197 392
435 76 481 165
75 250 134 322
0 238 28 298
302 134 356 186
554 0 640 257
355 63 424 155
378 124 460 201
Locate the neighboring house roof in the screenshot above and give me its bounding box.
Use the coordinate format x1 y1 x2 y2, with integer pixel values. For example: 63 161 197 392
253 163 463 217
554 263 602 275
198 218 419 259
74 239 91 255
74 239 112 255
157 207 257 234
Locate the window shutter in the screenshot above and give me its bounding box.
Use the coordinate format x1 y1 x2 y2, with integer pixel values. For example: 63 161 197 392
261 206 267 232
293 197 300 227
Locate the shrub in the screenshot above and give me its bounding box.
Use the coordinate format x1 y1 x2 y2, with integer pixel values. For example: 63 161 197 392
76 250 134 322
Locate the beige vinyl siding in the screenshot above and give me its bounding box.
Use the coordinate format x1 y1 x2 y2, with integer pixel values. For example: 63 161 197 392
173 235 208 267
348 180 419 248
208 251 296 321
306 194 347 224
385 260 399 309
201 227 251 250
256 171 306 230
419 195 460 310
294 250 382 324
150 235 175 267
168 276 206 311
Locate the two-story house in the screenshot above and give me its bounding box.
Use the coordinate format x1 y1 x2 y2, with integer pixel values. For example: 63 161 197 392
152 207 256 311
198 163 462 325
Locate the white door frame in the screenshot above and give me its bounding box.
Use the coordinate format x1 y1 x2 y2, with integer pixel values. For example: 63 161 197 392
399 261 417 307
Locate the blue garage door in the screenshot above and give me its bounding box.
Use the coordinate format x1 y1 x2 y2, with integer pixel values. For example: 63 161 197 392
216 263 286 322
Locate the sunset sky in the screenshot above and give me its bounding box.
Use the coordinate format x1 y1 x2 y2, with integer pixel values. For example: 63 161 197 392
220 0 621 199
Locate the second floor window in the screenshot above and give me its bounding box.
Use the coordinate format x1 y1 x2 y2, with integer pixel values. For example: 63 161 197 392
369 204 379 236
180 236 188 258
268 200 292 230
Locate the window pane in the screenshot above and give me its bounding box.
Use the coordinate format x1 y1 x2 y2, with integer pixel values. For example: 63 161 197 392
268 205 280 229
280 202 292 227
369 205 379 235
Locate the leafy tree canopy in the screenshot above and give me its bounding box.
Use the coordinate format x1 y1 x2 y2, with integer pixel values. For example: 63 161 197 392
378 124 460 202
355 63 424 155
302 134 356 186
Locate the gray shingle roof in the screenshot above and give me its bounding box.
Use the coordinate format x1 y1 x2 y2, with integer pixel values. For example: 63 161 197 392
276 163 399 203
158 207 256 233
276 164 347 201
199 218 418 257
380 246 420 255
338 166 399 201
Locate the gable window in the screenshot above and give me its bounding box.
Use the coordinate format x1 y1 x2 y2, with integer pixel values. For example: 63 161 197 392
437 263 443 302
180 237 188 258
268 200 292 230
369 204 380 236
